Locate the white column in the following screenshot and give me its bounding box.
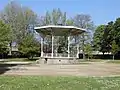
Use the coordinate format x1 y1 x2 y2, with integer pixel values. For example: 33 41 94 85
41 37 43 57
77 44 79 58
76 36 79 58
68 35 70 58
52 34 54 58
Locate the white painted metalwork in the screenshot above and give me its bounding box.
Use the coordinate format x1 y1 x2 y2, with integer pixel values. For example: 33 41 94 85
35 25 86 59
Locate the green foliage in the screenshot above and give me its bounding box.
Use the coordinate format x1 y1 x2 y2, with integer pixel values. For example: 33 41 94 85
111 40 119 56
107 60 120 64
101 21 114 53
93 22 114 54
0 76 120 90
113 18 120 46
93 25 105 51
0 20 12 53
0 1 39 58
40 8 67 25
84 44 93 60
18 34 40 59
93 18 120 55
1 1 38 43
66 19 74 25
0 1 95 59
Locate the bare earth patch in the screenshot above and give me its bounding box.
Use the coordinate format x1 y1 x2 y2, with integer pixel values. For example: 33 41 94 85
1 62 120 76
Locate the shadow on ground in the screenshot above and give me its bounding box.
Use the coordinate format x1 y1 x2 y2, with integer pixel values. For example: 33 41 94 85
0 63 18 75
0 63 31 75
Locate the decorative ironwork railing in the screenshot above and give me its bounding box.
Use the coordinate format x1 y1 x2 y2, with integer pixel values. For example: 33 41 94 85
43 53 76 57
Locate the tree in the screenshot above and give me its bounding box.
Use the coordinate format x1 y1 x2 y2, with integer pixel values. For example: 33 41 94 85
18 33 40 59
0 20 12 57
93 24 111 55
39 9 69 54
73 14 94 59
93 25 105 50
39 8 66 25
113 18 120 47
102 21 114 53
111 40 119 60
93 25 106 53
84 44 93 60
39 12 94 58
0 1 38 55
66 19 74 26
0 1 21 55
93 21 114 56
0 1 38 43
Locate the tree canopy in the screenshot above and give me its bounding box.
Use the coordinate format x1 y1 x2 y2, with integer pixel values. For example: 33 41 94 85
18 33 40 59
0 20 12 54
111 40 119 60
93 18 120 57
0 1 39 58
93 25 105 51
0 1 37 43
1 1 120 60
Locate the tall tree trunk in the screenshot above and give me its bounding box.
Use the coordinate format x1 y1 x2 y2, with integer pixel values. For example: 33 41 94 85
103 52 105 59
83 51 85 60
2 53 4 59
9 41 12 56
88 56 89 61
113 55 114 60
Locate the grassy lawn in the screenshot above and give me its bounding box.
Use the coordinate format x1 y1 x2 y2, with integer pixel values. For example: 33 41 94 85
79 59 105 62
0 76 120 90
1 57 39 62
106 60 120 64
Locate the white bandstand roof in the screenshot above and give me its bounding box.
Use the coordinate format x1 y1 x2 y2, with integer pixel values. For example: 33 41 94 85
34 25 86 36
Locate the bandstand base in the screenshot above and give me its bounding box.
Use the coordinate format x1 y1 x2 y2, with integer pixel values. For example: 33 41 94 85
39 57 79 64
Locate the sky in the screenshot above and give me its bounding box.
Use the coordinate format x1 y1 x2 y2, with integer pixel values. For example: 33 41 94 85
0 0 120 25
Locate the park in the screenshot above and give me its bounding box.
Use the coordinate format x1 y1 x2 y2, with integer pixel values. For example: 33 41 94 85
0 0 120 90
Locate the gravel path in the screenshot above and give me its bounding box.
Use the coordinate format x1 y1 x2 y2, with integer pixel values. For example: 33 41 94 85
1 62 120 77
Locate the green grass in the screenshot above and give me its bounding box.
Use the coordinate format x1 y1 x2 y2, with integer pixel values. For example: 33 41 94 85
106 60 120 64
79 59 105 62
2 57 39 62
0 76 120 90
78 62 91 64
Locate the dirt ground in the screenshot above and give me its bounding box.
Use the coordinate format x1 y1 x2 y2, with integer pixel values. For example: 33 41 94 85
1 62 120 76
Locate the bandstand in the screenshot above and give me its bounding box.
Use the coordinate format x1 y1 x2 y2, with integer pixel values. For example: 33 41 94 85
34 25 86 64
